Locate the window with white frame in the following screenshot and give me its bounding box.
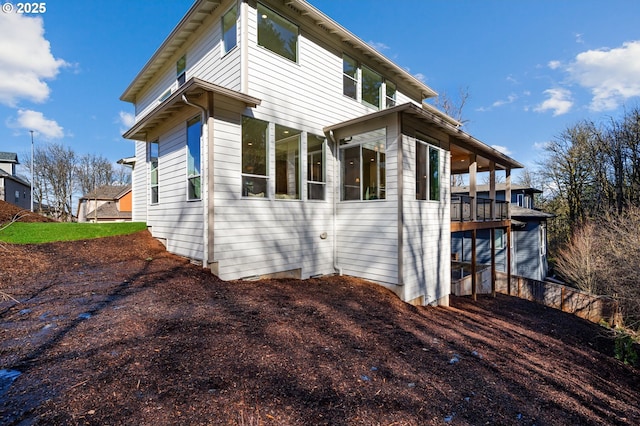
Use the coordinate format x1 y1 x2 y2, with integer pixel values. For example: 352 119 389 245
361 65 382 108
307 134 326 200
275 124 301 200
186 117 201 200
343 55 395 110
416 139 441 201
495 228 506 250
242 116 269 197
149 141 159 204
340 129 386 201
257 3 298 62
386 81 397 108
222 6 237 54
540 224 547 255
176 55 186 86
343 55 358 100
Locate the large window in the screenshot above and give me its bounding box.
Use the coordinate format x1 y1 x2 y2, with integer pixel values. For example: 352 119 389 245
275 125 301 200
187 117 201 200
343 55 358 100
222 6 237 54
416 139 441 201
342 55 393 110
149 141 159 204
361 65 382 108
307 134 326 200
340 129 386 201
242 116 269 197
176 55 186 86
257 3 298 62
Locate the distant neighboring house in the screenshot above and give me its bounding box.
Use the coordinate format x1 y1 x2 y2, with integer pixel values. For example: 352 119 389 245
0 152 31 211
77 185 132 223
451 184 554 281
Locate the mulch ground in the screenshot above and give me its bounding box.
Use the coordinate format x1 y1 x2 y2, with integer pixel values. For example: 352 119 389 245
0 204 639 425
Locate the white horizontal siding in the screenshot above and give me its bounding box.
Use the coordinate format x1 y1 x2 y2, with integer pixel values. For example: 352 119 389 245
401 135 451 304
146 121 204 260
131 141 148 222
133 9 241 124
211 106 335 280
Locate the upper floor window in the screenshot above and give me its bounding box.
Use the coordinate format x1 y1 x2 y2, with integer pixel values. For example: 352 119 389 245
275 125 301 200
242 116 269 198
361 65 382 108
343 55 393 110
307 134 326 200
149 141 159 204
176 55 186 86
257 3 298 62
343 55 358 100
386 81 397 107
222 6 237 54
416 139 441 201
340 129 386 201
186 117 201 200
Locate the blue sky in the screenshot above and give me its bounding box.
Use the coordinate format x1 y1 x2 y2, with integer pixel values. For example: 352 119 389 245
2 0 640 179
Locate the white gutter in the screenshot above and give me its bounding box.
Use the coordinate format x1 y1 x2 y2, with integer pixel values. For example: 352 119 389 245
182 94 210 269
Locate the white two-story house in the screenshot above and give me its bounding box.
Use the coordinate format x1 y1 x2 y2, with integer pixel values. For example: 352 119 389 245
121 0 522 306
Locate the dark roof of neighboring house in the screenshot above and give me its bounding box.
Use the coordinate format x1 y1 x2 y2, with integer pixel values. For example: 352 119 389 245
80 185 131 201
86 201 132 220
452 184 542 194
511 205 555 219
0 152 18 164
0 169 30 187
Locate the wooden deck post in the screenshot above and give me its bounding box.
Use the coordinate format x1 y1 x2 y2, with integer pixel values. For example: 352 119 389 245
471 228 477 301
491 227 496 298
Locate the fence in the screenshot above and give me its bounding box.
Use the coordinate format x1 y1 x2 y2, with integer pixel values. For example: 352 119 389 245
495 272 620 325
451 266 620 325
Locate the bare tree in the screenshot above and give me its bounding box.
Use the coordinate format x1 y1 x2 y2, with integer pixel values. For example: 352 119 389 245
76 154 116 196
433 86 470 126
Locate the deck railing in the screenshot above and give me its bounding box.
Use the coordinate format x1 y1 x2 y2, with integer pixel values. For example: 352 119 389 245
451 196 509 222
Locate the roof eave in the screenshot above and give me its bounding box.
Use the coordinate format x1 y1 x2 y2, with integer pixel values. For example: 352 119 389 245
122 77 261 141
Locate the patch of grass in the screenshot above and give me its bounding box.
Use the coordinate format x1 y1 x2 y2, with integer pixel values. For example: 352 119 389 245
0 222 147 244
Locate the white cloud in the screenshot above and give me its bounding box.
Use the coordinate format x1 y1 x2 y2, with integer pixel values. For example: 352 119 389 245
413 72 426 83
117 111 135 135
567 40 640 111
118 111 135 128
491 145 512 156
0 12 67 106
10 109 64 139
492 94 518 108
368 40 389 52
548 60 561 70
535 88 573 116
533 141 549 151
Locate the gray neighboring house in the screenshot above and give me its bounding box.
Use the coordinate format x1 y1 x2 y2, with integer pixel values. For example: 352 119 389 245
0 152 31 210
451 184 553 282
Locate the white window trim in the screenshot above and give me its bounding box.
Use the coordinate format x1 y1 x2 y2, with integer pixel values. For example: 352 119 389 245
221 5 238 56
186 116 202 201
148 141 159 205
416 137 442 202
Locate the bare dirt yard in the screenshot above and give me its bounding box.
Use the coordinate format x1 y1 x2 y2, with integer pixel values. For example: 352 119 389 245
0 216 639 424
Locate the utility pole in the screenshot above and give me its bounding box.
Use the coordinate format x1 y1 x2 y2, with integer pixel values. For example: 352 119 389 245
30 130 34 212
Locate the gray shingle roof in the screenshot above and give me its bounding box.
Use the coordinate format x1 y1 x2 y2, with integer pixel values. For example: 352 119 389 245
0 152 18 164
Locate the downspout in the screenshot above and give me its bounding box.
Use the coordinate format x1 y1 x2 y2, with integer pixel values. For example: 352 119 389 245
182 94 210 269
326 130 342 276
240 0 249 94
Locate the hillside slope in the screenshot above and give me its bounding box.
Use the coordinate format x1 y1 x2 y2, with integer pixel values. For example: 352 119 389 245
0 231 638 425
